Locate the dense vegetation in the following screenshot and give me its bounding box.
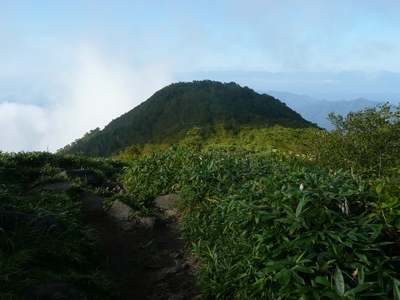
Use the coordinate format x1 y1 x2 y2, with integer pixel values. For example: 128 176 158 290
2 97 400 298
59 80 317 157
122 147 400 299
0 152 125 298
119 103 400 299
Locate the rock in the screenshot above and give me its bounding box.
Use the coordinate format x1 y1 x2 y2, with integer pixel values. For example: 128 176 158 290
24 281 87 300
0 211 62 234
27 181 76 195
58 170 104 186
138 217 167 230
101 181 124 194
117 219 135 232
138 217 155 229
156 263 190 282
153 194 180 210
106 199 136 219
59 169 96 180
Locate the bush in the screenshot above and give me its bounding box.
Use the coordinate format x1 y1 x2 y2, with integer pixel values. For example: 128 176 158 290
121 147 400 299
311 103 400 179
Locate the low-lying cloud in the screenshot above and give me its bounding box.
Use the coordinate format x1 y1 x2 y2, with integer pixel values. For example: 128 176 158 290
0 43 172 153
0 102 49 152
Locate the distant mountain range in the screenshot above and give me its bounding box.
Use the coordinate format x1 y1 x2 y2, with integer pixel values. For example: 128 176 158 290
59 80 316 157
174 70 400 102
265 91 381 130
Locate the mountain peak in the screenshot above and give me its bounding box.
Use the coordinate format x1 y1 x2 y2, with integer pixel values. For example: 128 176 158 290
59 80 316 157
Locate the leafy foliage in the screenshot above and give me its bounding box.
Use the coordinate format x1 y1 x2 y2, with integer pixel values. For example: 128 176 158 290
310 103 400 178
363 174 400 243
4 99 400 299
121 147 400 299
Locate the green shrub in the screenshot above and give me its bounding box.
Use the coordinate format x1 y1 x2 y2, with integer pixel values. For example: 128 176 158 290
121 147 400 299
311 103 400 179
122 146 195 205
364 172 400 245
182 174 398 299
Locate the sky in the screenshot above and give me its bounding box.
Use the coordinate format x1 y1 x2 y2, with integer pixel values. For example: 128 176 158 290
1 0 400 152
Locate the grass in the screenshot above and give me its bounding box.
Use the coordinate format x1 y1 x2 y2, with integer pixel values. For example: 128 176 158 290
0 152 122 299
121 147 400 299
2 145 400 299
0 219 113 298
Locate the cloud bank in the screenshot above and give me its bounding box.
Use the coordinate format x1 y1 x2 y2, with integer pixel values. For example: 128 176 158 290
1 1 400 152
0 43 172 153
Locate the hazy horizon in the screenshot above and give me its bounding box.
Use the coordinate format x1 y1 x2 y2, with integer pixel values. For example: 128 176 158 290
173 70 400 102
1 1 399 152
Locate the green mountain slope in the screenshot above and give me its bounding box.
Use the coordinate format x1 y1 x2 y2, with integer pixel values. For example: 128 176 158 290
59 80 317 157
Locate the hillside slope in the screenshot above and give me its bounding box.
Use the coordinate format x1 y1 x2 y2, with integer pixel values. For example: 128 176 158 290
60 80 317 157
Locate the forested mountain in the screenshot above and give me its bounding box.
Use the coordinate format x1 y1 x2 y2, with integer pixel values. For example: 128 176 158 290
59 80 317 157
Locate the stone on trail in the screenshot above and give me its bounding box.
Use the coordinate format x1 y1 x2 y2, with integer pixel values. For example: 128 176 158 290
59 169 97 180
117 219 135 232
101 181 125 194
155 262 190 282
153 194 180 210
106 199 136 219
138 217 167 230
58 169 104 186
27 181 76 195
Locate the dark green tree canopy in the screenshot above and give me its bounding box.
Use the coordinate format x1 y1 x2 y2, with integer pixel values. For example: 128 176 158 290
59 80 316 157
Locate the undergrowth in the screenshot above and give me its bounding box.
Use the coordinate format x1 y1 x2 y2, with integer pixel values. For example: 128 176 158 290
3 131 400 299
0 152 123 299
122 147 400 299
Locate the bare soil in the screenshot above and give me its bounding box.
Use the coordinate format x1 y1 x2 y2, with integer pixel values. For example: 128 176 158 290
81 192 200 300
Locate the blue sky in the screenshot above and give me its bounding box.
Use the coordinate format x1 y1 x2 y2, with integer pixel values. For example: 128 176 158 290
1 0 399 152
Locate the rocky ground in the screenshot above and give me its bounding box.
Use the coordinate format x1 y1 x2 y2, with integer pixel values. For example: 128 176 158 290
81 192 199 300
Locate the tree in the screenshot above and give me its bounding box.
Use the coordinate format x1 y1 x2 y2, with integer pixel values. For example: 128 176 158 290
313 103 400 178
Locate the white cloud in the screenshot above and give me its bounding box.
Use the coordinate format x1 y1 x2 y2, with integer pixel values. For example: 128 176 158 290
0 102 49 152
318 80 340 83
2 1 400 153
0 43 172 153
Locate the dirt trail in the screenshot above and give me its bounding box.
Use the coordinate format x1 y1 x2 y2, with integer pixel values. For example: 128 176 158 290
81 192 199 300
